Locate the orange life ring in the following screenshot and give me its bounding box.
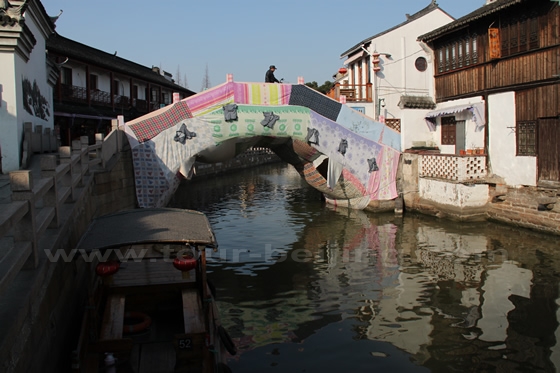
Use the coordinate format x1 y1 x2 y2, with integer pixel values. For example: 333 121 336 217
123 311 151 334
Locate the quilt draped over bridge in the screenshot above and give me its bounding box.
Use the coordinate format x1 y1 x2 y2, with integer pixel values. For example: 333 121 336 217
123 82 401 210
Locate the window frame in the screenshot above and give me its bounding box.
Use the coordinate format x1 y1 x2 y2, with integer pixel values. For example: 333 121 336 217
61 67 72 85
436 34 478 73
501 11 539 57
89 74 98 90
441 116 457 145
516 121 537 156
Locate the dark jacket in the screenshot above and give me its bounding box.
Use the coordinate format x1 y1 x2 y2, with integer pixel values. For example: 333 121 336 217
265 69 280 83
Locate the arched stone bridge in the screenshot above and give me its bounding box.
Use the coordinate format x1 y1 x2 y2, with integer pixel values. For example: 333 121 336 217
124 82 401 210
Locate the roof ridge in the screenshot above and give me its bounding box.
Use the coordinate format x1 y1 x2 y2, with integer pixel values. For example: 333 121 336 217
405 0 439 22
340 1 446 57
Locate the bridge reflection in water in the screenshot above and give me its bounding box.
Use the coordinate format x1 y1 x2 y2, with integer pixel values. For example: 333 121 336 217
169 163 560 373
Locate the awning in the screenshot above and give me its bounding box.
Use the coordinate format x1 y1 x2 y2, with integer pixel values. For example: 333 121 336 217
343 51 365 66
425 102 486 132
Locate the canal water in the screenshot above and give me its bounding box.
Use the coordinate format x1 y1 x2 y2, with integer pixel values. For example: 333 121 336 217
170 163 560 373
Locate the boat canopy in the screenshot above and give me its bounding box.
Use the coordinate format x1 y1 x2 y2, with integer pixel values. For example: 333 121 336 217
76 208 218 252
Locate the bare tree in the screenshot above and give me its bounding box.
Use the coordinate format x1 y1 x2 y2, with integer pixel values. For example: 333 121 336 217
183 73 189 89
201 63 211 91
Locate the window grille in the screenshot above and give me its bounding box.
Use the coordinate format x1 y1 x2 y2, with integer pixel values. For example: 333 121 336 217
501 12 539 56
517 121 536 156
441 116 456 145
436 35 478 73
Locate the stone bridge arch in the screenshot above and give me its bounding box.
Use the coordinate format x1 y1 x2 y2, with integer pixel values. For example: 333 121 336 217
123 82 401 210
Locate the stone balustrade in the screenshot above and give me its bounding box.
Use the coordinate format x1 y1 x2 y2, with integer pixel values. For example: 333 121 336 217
0 125 121 297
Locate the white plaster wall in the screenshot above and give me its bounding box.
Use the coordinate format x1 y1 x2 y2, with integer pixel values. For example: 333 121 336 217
91 68 110 92
345 8 453 121
488 92 536 186
20 22 52 129
419 178 489 208
137 82 147 100
71 64 87 88
0 55 19 172
369 9 454 121
119 80 129 96
1 7 53 172
400 109 434 150
430 97 486 154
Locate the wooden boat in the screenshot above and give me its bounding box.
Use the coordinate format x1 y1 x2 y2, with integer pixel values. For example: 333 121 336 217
71 208 235 373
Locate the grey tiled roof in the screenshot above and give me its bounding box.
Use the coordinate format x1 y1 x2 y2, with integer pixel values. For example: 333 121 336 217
418 0 525 43
398 95 436 109
46 33 196 95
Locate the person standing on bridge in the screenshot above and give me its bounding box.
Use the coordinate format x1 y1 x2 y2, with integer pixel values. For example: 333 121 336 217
265 65 281 83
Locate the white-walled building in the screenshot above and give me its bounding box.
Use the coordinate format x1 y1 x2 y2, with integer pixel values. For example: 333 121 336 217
487 92 536 186
336 1 455 152
418 0 560 190
0 0 57 173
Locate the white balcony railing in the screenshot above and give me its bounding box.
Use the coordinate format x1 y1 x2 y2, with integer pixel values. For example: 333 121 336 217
419 154 487 182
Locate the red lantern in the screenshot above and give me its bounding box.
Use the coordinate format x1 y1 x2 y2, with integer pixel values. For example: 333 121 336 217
173 257 197 272
96 260 120 277
338 67 348 74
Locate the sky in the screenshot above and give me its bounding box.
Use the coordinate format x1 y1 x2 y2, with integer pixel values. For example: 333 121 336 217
41 0 484 93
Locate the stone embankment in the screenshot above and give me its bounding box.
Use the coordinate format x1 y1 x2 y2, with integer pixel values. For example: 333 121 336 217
487 185 560 235
406 185 560 236
397 152 560 235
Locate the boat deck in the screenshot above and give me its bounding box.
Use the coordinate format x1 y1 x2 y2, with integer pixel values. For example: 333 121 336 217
72 208 225 373
108 258 197 293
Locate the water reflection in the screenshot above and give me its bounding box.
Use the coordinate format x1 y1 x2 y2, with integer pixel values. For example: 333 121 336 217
170 163 560 372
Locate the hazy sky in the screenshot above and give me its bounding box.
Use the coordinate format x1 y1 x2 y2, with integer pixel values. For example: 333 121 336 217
41 0 484 92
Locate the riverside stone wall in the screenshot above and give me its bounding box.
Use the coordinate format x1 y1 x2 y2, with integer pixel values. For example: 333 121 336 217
399 153 560 236
487 186 560 236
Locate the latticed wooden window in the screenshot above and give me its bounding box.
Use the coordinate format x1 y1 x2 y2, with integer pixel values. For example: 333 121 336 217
385 118 401 133
501 12 539 56
529 12 539 49
472 34 478 64
436 34 479 73
441 116 456 145
517 121 537 156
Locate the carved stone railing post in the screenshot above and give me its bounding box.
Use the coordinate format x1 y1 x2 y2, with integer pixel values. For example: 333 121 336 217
80 136 90 176
40 155 60 228
72 139 84 186
33 124 43 153
43 128 51 153
9 170 38 268
95 133 105 168
59 145 76 201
